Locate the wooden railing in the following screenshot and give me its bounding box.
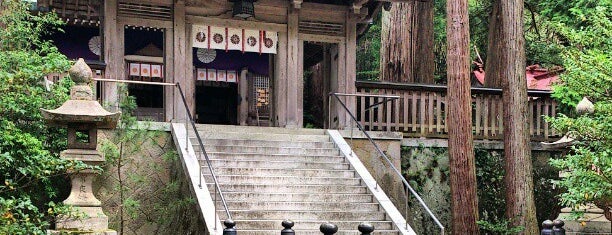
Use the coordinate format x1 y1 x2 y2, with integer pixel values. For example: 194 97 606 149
354 81 559 141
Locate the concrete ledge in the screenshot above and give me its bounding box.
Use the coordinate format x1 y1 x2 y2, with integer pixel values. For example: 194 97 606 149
133 121 171 131
402 138 553 150
327 130 416 235
171 123 222 235
338 130 403 140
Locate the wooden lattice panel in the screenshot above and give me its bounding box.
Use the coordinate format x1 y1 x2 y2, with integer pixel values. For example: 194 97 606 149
118 2 172 20
44 0 102 24
299 20 344 36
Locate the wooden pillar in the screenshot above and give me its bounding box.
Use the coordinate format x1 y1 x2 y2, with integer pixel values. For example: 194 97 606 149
185 23 194 118
239 68 249 125
329 44 340 128
344 13 357 129
164 27 175 122
335 40 347 128
274 32 288 127
322 45 331 128
285 7 300 128
173 0 188 121
103 0 119 111
297 39 304 127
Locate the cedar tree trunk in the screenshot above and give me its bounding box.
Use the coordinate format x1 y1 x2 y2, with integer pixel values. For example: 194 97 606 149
446 0 480 233
489 0 539 233
484 0 503 88
380 2 434 83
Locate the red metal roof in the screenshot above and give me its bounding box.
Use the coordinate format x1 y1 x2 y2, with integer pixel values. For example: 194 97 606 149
473 64 562 90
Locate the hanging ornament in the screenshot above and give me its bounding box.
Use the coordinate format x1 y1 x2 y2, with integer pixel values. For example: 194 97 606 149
197 48 217 63
88 36 101 56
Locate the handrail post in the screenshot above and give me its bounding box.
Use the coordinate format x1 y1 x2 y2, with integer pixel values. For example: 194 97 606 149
185 88 189 151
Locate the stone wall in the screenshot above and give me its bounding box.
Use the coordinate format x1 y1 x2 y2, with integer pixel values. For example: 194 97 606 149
339 131 409 220
94 129 205 235
401 145 562 234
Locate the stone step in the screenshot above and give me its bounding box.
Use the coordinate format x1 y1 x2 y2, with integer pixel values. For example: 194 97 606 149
199 138 336 149
228 220 396 231
203 175 361 185
224 210 387 221
226 230 400 235
195 124 326 135
208 183 366 194
204 159 352 170
206 168 356 178
221 192 373 202
221 201 380 211
196 132 330 142
198 145 340 155
199 153 345 163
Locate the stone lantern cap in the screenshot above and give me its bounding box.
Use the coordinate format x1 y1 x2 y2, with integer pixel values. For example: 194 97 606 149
41 59 120 129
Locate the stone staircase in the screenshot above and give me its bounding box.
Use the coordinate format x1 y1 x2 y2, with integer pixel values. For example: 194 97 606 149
190 124 406 235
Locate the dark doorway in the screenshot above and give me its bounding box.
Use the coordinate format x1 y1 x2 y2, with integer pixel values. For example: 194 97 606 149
195 83 238 125
303 41 332 128
124 27 165 121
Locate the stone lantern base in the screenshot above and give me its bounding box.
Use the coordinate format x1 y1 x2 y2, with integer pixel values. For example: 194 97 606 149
47 149 117 235
558 205 611 234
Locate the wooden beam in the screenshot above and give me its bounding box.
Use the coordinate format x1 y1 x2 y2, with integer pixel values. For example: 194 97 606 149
118 16 173 28
124 55 164 63
185 15 287 32
298 33 344 43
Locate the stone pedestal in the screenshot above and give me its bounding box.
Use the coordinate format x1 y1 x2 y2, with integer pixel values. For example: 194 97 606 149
49 149 116 234
558 205 611 234
57 149 108 230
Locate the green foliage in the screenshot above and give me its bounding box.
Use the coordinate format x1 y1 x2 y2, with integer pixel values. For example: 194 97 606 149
545 0 612 212
477 220 524 235
99 85 190 233
356 13 382 80
475 149 506 224
0 1 87 233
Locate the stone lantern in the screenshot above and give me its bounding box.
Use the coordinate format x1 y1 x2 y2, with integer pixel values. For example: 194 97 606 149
42 59 120 234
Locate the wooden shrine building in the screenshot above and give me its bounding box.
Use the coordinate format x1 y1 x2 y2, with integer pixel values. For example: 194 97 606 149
39 0 387 128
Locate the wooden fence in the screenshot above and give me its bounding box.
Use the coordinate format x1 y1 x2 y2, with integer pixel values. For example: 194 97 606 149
353 81 559 141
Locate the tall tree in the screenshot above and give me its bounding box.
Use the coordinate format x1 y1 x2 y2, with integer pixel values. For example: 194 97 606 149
487 0 539 233
484 0 502 88
446 0 480 233
379 1 434 83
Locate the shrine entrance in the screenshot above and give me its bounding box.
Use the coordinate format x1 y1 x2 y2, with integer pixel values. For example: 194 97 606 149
193 49 272 125
191 25 277 126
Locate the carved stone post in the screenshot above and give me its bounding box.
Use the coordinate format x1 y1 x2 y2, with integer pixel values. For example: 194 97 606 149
42 59 120 234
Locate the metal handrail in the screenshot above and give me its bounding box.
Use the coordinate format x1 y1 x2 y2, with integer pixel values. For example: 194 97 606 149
329 92 445 235
93 78 232 224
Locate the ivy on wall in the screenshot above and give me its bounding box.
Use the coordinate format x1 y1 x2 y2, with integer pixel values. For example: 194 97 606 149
401 146 562 235
96 86 199 235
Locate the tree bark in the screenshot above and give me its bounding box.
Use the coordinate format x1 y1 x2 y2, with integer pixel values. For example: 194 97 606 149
489 0 539 233
379 2 434 83
484 0 503 88
446 0 480 233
